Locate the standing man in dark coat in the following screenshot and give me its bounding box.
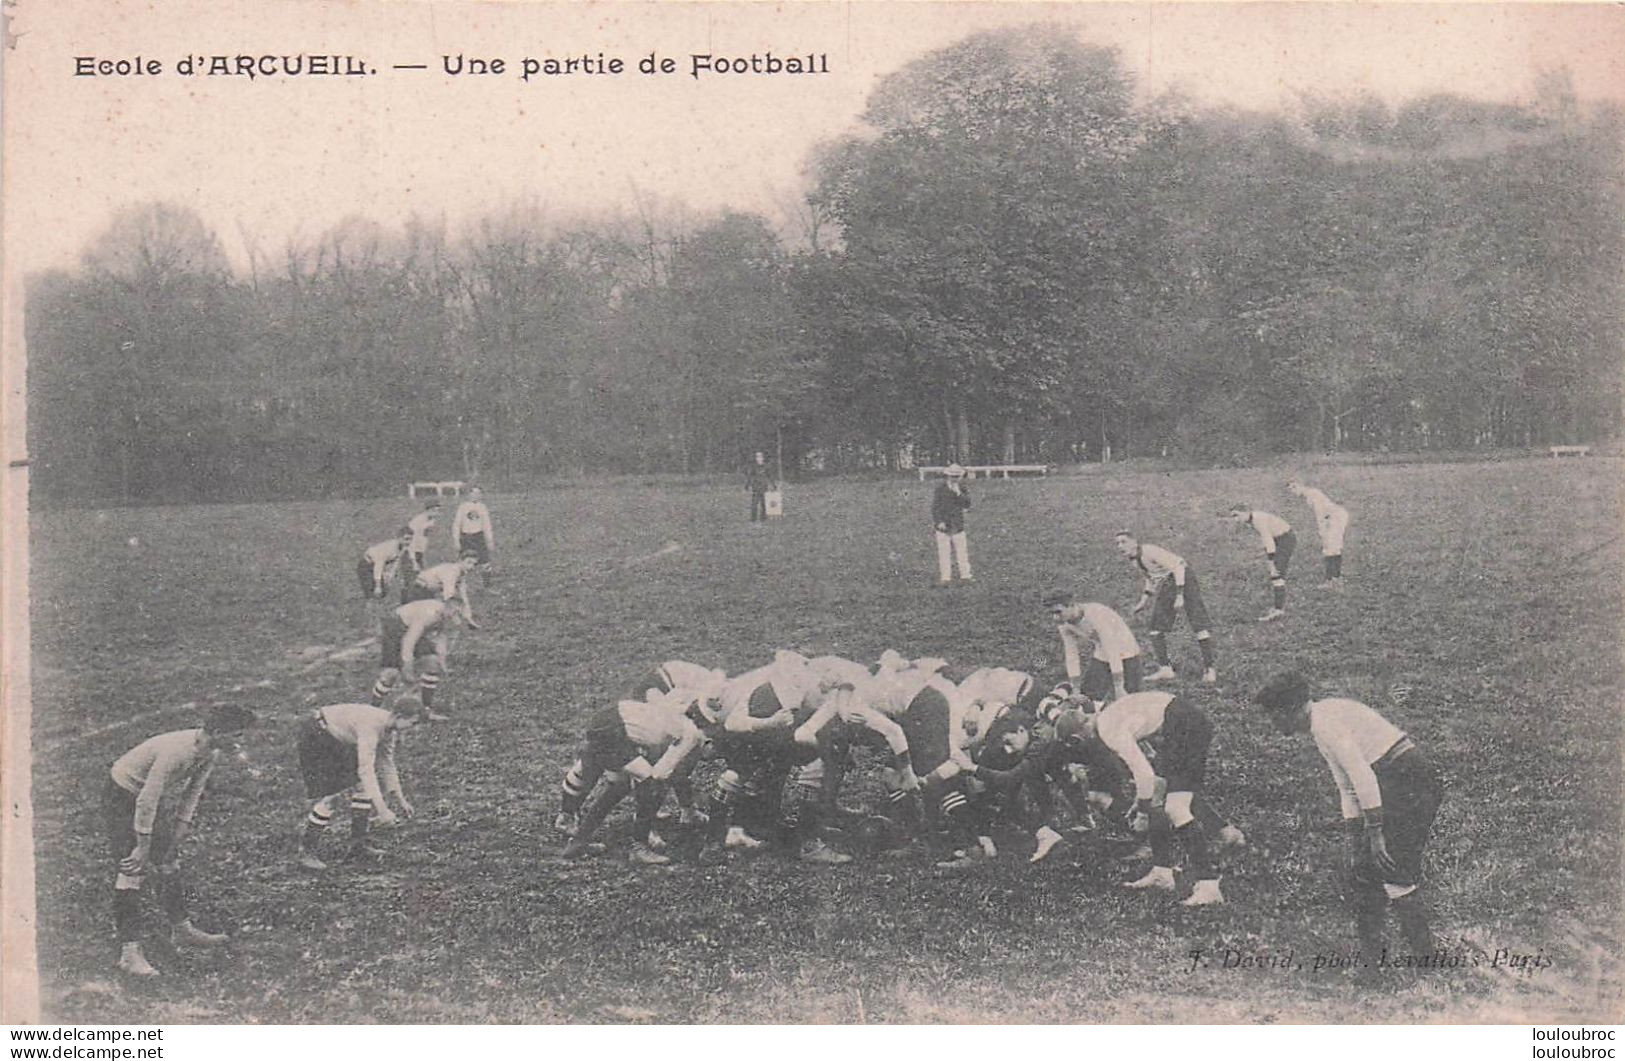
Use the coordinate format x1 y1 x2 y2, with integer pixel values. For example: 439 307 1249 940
932 463 973 585
746 451 773 524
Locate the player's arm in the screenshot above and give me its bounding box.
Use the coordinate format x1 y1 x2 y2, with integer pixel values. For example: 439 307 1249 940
793 696 840 747
1059 625 1083 682
647 723 703 782
354 728 394 822
1099 720 1159 807
126 753 185 872
169 759 215 856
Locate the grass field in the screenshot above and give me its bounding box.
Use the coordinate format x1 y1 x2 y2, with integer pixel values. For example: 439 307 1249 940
25 457 1625 1023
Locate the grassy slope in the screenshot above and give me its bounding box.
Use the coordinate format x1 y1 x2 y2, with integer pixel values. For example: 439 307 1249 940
26 458 1624 1023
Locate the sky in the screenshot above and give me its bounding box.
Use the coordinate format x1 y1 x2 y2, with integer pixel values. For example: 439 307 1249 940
5 1 1623 275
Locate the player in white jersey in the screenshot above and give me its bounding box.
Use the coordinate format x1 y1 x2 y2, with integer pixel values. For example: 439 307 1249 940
406 554 481 626
405 500 440 570
1287 481 1350 587
357 530 411 600
452 486 495 572
558 689 710 865
296 696 427 871
1065 691 1244 905
555 660 729 839
700 652 853 865
103 705 256 977
1044 589 1144 703
1115 531 1218 684
1255 672 1443 962
370 597 462 717
1226 505 1296 621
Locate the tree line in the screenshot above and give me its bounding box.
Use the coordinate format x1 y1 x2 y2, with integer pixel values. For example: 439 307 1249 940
26 26 1623 504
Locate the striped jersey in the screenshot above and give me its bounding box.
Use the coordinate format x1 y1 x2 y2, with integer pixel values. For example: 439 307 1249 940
1094 691 1179 800
1059 603 1141 678
110 730 216 834
1308 698 1407 819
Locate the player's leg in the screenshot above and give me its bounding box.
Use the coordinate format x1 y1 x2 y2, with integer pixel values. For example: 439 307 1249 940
952 531 972 581
372 615 408 704
934 530 953 585
296 714 358 870
561 773 633 858
627 780 672 865
1183 573 1217 683
1378 750 1445 956
1147 582 1176 680
104 779 157 976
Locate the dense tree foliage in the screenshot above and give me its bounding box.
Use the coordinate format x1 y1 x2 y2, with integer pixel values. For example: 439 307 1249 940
26 28 1623 502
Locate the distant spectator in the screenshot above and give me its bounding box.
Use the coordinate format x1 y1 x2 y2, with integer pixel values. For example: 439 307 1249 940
746 452 774 524
932 464 973 585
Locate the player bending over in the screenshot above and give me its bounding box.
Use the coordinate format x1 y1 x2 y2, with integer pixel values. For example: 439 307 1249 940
555 660 729 839
1287 480 1350 587
1225 505 1295 622
357 529 411 600
371 597 462 719
296 695 426 871
104 705 257 977
1067 691 1243 906
1045 588 1145 702
405 553 481 627
1254 672 1443 962
558 686 712 865
699 651 853 866
1115 531 1217 685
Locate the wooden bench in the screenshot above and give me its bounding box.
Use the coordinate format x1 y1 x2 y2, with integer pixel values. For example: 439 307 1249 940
1548 445 1592 458
917 464 1049 481
408 480 467 499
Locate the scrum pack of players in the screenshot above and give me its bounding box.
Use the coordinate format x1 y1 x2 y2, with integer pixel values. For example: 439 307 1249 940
548 589 1244 908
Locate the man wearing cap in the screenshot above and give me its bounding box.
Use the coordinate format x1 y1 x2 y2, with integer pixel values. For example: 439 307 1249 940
931 464 973 586
105 704 256 977
746 451 774 524
1226 504 1295 621
1045 589 1144 703
1254 672 1443 963
296 695 427 871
